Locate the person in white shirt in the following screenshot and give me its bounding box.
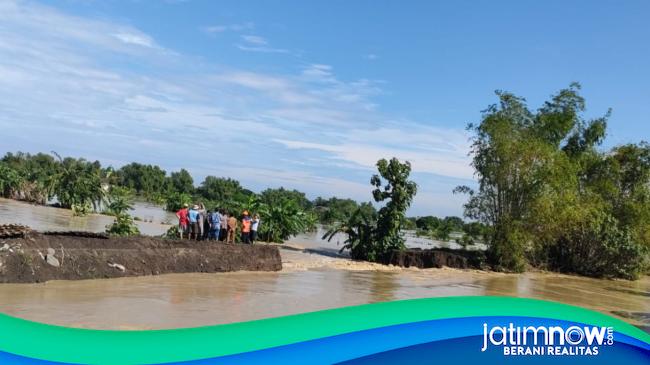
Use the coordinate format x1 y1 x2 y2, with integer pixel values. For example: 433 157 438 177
251 214 260 244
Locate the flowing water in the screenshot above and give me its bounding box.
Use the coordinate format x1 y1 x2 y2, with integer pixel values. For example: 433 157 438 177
0 198 174 236
0 198 648 332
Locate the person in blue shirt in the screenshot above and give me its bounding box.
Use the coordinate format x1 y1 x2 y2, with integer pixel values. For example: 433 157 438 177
188 204 200 240
209 208 222 241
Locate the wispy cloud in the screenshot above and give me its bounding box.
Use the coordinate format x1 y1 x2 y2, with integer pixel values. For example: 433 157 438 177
202 22 254 34
236 44 290 54
236 33 289 53
273 125 473 180
241 35 268 45
113 32 156 48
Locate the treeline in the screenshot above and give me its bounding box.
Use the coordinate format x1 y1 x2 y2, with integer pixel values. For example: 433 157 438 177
455 83 650 279
405 215 490 246
0 151 385 241
0 152 109 215
0 150 484 245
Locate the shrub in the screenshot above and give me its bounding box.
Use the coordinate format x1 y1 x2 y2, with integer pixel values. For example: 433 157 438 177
106 214 140 237
549 212 647 279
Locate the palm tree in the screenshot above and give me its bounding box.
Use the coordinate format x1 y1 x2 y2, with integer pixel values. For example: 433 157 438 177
105 186 134 216
50 152 106 215
322 207 376 259
260 199 308 242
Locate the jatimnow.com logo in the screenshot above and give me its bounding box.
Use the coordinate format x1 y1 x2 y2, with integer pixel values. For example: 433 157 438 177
481 323 614 356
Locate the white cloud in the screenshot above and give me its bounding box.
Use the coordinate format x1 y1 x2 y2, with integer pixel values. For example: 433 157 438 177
113 32 156 48
202 22 254 34
215 71 318 104
301 64 336 83
235 33 289 53
274 124 473 180
236 44 290 54
241 35 268 45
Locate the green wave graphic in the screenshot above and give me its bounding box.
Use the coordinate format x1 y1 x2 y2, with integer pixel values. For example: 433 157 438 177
0 296 647 364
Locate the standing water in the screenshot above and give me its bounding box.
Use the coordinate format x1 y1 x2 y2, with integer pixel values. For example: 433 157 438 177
0 198 173 236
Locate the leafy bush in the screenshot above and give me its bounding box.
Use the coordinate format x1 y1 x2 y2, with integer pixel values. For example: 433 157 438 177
549 212 647 279
164 225 180 239
457 234 475 248
104 186 134 216
164 192 192 212
106 214 140 237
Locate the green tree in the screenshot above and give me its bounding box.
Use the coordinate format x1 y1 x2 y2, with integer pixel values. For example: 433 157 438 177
326 158 417 262
313 197 375 225
259 199 309 242
322 206 376 256
1 152 59 203
50 153 106 215
370 158 418 261
116 163 167 198
105 186 135 216
169 169 194 195
456 83 648 278
196 176 248 209
442 216 464 232
260 187 312 210
415 216 441 231
164 192 192 212
0 163 23 198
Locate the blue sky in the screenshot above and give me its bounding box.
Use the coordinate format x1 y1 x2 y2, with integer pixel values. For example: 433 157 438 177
1 0 648 216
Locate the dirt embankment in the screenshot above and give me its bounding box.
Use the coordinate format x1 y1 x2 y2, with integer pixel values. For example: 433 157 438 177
0 232 282 283
385 247 487 270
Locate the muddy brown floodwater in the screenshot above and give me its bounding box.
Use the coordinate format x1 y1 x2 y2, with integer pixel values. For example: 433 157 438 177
0 198 648 332
0 247 647 332
0 198 173 236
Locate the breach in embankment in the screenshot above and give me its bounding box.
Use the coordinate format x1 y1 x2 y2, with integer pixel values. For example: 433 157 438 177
0 225 281 283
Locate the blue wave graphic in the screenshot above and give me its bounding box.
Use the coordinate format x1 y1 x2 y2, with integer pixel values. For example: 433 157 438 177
0 316 647 364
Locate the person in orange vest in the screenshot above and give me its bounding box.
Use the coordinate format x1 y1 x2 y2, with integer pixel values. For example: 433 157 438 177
241 210 252 244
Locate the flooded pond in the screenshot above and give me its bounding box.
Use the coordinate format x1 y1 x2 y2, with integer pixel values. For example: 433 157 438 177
0 198 174 236
0 198 648 333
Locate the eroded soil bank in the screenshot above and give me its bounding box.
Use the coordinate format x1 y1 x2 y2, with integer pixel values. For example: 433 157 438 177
0 233 282 283
385 247 486 269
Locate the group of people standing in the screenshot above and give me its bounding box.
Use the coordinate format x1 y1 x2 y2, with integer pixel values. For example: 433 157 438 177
175 203 260 244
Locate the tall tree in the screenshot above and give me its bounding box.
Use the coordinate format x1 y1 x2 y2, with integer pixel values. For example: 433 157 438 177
456 83 648 278
324 157 416 262
371 158 418 260
169 169 194 195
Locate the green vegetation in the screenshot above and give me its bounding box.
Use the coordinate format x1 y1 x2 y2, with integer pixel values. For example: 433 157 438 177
114 163 167 202
103 185 140 237
104 186 135 216
105 214 140 237
411 216 490 246
324 158 417 262
0 152 60 204
0 151 362 243
455 83 649 279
